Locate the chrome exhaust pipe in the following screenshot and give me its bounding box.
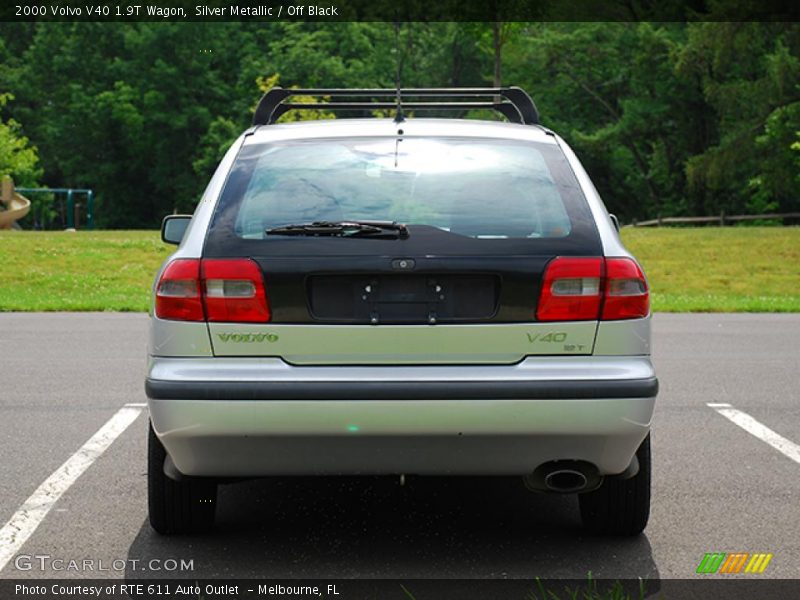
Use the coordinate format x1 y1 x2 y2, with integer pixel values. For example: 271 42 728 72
523 460 602 494
544 469 588 493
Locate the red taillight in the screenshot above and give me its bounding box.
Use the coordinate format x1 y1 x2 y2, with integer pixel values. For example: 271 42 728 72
155 258 270 323
202 259 271 323
536 256 649 322
155 259 204 321
536 257 603 321
601 257 649 320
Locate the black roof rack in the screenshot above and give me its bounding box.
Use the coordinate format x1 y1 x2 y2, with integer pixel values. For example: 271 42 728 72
252 87 540 126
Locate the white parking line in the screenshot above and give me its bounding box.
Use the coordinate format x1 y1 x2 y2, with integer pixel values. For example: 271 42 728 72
708 403 800 465
0 405 143 573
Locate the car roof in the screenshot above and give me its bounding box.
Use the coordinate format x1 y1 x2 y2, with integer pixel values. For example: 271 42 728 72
244 118 558 145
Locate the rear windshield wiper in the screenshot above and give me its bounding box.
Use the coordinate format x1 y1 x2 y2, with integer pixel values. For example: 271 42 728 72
266 220 409 239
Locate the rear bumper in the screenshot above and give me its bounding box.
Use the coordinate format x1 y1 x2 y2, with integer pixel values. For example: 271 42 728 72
146 356 657 477
146 377 656 401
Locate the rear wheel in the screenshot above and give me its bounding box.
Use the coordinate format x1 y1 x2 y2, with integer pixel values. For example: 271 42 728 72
148 421 217 534
579 434 651 536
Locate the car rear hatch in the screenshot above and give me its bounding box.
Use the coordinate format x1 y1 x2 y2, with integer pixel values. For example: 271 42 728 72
199 133 606 365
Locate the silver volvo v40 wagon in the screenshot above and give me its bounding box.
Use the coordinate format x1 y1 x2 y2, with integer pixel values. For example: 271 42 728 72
146 87 657 536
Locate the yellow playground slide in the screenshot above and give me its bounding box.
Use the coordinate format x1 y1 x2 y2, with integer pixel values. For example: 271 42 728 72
0 176 31 229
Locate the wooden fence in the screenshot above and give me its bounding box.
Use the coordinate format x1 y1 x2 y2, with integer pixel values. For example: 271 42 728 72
627 212 800 227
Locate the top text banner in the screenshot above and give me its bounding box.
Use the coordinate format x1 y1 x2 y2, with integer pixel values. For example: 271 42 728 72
2 0 799 22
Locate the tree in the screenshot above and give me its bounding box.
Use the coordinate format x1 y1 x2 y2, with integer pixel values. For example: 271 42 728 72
506 23 701 220
1 22 797 227
0 93 41 186
677 22 800 215
483 23 521 87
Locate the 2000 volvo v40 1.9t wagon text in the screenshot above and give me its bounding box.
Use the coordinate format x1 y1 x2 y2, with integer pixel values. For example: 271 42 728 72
146 87 657 536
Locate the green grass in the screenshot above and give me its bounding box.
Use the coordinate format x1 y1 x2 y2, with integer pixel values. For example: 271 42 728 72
0 227 798 312
621 227 800 312
399 575 651 600
0 230 171 311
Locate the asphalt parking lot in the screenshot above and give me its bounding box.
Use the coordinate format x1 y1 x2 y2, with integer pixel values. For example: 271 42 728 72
0 312 798 584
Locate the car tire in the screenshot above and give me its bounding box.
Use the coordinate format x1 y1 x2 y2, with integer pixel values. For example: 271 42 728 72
148 420 217 534
578 434 650 536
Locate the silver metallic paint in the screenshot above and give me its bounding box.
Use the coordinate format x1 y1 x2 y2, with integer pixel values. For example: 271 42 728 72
147 355 655 383
207 321 599 364
150 396 654 476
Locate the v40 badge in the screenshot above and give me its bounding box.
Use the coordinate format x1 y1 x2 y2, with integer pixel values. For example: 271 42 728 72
526 332 567 343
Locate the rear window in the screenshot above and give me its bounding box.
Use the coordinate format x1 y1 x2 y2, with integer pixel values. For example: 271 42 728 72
224 138 579 239
205 135 601 257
